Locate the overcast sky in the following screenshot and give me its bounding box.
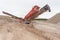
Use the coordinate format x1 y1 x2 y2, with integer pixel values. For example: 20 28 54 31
0 0 60 19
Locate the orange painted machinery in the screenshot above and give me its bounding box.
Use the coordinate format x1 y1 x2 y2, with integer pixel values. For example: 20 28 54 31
2 4 51 24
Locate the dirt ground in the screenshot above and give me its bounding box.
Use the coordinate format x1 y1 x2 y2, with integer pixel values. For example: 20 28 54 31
0 15 60 40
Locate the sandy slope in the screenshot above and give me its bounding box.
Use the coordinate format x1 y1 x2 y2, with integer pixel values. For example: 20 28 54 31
0 15 60 40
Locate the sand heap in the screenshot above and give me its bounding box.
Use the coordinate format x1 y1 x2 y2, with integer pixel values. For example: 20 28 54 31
0 15 60 40
47 13 60 24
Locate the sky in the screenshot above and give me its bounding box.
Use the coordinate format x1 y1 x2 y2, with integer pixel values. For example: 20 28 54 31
0 0 60 19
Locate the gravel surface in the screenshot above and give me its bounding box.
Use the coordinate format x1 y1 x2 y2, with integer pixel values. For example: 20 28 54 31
0 15 60 40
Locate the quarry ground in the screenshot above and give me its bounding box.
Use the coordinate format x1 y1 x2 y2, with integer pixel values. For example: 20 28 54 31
0 15 60 40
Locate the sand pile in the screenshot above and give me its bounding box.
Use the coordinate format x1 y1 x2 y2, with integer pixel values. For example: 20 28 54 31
47 13 60 24
0 15 60 40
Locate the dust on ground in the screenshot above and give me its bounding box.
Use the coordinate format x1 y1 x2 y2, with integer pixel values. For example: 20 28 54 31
0 15 60 40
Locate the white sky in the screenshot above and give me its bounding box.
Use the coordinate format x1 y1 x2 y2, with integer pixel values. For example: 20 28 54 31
0 0 60 19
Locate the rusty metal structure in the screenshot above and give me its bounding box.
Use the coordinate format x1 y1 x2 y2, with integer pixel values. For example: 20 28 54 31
2 4 51 24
